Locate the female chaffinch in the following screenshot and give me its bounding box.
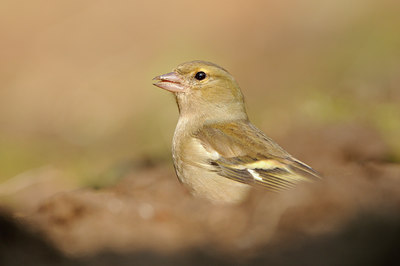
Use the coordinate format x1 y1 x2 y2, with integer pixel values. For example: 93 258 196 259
153 60 321 204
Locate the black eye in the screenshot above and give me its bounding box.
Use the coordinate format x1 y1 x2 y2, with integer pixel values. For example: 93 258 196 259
194 71 206 80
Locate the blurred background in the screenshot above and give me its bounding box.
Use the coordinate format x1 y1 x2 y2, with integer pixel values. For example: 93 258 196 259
1 0 400 265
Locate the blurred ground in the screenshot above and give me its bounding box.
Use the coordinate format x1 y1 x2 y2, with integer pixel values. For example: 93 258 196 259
1 0 400 265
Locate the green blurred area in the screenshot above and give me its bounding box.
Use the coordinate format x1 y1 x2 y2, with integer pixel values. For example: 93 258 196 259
1 0 399 188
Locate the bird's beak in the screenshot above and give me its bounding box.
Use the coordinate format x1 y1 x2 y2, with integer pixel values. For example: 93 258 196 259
152 72 185 93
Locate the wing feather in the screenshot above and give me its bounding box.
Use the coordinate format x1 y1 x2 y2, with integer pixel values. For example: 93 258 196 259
196 120 321 192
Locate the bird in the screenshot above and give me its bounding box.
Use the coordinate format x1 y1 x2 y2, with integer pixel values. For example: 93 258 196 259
153 60 321 204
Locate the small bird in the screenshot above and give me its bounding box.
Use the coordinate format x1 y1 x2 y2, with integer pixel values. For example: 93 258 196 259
153 61 321 204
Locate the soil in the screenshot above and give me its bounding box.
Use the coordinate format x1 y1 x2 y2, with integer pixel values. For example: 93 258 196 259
1 123 399 266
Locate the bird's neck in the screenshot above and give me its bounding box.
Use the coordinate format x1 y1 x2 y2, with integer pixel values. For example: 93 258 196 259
174 91 248 133
176 104 248 134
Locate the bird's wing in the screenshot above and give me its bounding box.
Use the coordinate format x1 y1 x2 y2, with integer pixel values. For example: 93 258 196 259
194 120 321 192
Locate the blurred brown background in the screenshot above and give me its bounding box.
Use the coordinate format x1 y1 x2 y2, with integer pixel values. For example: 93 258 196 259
1 0 400 265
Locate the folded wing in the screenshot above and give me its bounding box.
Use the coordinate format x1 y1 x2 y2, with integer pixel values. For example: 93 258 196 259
195 120 321 192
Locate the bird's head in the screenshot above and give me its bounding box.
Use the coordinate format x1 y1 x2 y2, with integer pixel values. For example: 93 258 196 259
153 60 248 123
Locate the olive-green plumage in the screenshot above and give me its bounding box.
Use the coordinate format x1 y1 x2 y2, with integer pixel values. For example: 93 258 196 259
153 60 321 204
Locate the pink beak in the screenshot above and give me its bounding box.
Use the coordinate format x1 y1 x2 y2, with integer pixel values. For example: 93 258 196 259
152 72 185 92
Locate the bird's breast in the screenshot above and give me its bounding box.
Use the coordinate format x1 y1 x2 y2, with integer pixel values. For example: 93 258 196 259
171 117 251 204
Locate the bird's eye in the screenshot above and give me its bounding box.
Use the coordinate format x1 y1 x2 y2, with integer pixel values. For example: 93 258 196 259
194 71 206 81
